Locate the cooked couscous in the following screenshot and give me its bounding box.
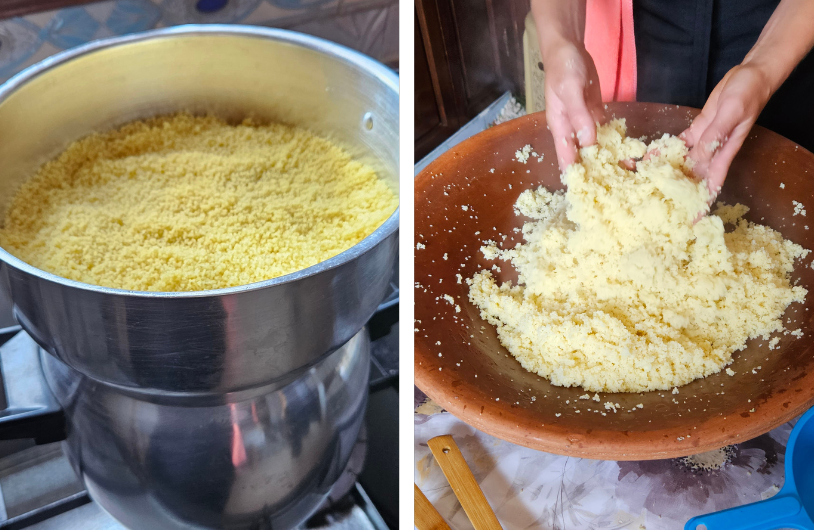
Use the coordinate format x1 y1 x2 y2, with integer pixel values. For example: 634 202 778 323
468 120 808 393
0 114 397 291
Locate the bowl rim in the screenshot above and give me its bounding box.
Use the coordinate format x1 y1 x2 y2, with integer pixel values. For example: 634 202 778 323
0 24 400 299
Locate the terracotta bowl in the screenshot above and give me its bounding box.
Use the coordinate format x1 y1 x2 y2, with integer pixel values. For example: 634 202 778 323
414 102 814 460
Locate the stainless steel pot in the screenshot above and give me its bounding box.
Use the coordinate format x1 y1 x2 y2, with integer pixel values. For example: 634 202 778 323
41 329 370 530
0 25 398 530
0 25 399 394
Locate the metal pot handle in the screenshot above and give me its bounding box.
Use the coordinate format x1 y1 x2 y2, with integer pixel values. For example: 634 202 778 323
0 325 65 444
370 264 399 343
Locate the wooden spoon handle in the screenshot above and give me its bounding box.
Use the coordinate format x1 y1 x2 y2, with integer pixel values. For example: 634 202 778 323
415 483 452 530
427 435 503 530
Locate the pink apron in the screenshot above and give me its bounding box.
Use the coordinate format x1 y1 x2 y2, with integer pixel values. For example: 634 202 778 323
584 0 637 101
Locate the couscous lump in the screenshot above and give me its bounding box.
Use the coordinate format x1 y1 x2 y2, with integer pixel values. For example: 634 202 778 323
468 120 808 392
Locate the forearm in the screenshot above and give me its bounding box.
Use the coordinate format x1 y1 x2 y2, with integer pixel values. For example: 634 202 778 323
532 0 604 168
743 0 814 96
531 0 587 60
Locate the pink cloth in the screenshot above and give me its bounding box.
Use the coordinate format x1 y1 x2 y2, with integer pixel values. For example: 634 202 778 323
584 0 637 101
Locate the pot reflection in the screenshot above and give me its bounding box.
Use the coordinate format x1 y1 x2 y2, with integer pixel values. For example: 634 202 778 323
43 330 370 530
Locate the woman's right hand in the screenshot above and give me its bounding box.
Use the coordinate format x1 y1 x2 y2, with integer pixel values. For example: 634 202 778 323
542 40 605 171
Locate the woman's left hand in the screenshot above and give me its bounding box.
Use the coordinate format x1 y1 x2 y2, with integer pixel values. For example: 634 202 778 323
680 63 773 199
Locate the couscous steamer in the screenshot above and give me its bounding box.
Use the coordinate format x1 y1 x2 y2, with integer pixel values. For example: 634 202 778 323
0 25 399 529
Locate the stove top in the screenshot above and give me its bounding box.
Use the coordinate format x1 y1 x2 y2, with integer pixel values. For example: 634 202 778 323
0 264 399 529
0 429 385 530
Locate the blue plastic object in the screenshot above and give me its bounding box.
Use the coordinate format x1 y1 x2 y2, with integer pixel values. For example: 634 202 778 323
685 406 814 530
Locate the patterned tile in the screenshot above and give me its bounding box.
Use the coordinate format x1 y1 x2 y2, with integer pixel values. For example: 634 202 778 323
84 2 117 23
45 7 101 48
268 0 337 10
242 0 341 26
288 1 396 63
21 40 62 71
106 0 162 35
157 0 262 25
23 11 59 28
0 19 44 79
0 0 398 82
239 1 297 24
338 0 389 10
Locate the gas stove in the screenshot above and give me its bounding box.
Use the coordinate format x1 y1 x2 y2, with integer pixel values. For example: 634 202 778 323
0 265 398 530
0 415 385 530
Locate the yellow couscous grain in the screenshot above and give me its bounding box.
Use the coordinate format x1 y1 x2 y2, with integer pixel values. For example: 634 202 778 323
0 113 397 292
469 120 808 393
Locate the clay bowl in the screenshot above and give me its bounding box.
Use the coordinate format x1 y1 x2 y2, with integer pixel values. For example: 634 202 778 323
414 102 814 460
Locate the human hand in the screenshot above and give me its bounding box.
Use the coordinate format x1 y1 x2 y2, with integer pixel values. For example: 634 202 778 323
681 63 773 199
543 41 606 171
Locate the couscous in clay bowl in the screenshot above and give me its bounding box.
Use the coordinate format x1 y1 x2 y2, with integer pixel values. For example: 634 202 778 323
414 102 814 460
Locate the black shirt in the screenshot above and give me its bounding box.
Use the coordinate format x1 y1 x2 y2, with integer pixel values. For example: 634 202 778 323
634 0 814 151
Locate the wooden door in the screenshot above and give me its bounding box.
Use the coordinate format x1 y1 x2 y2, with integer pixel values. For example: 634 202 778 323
414 0 528 160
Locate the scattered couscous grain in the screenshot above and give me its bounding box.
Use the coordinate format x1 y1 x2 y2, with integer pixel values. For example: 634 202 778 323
0 114 397 291
514 145 532 164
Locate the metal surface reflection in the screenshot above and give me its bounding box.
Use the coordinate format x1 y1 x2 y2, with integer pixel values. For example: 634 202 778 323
43 330 370 530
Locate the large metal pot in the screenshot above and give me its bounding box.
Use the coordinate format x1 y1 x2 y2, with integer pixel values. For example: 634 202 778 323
41 329 370 530
0 25 398 529
0 25 399 394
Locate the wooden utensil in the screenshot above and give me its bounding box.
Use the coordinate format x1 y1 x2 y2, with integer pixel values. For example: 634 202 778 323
427 435 502 530
415 483 452 530
414 102 814 460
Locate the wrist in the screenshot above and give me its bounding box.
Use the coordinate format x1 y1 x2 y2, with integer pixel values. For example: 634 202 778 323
739 57 783 105
741 43 797 97
530 0 586 64
538 34 584 71
738 0 814 99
